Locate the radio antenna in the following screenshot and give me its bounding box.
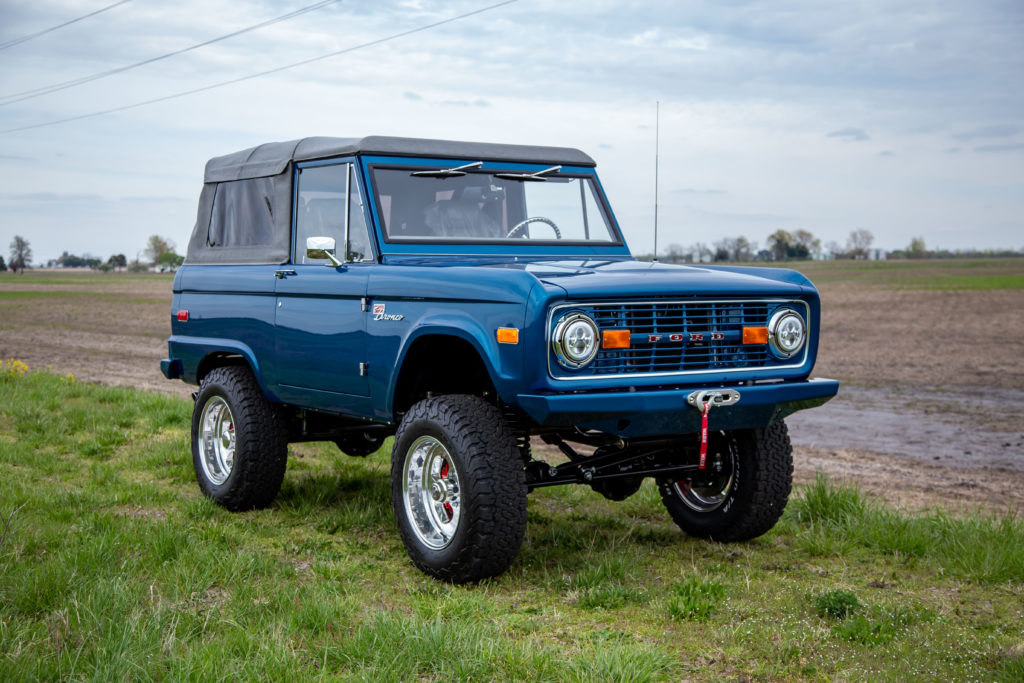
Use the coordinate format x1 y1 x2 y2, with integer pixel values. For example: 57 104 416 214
653 100 660 262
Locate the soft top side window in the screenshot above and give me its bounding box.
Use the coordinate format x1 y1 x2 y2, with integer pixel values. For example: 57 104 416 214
294 163 374 264
208 177 276 247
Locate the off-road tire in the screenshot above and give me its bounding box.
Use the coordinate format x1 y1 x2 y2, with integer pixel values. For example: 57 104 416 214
391 394 527 583
335 431 386 457
191 365 288 511
657 421 793 542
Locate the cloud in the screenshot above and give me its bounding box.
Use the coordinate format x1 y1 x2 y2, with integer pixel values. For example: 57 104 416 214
682 204 791 223
667 36 709 51
627 27 708 50
628 28 659 46
0 192 186 204
439 98 490 107
973 143 1024 153
672 188 728 196
0 192 103 203
953 124 1021 141
878 150 894 157
402 91 422 101
826 127 869 141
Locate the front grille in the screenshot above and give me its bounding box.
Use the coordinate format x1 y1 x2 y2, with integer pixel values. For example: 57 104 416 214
550 299 804 378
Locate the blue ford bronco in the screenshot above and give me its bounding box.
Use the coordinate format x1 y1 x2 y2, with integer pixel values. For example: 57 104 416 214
162 136 838 582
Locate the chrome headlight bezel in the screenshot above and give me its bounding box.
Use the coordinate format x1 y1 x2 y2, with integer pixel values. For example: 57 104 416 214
552 312 600 369
768 308 806 358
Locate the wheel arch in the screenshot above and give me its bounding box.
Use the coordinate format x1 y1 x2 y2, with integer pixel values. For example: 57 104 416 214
389 331 500 420
170 336 268 390
196 350 260 387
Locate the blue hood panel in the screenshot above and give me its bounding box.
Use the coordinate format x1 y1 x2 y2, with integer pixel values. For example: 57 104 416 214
381 257 811 300
523 259 810 298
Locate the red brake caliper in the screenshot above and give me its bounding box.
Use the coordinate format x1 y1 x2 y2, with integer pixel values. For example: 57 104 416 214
440 460 453 521
698 400 711 470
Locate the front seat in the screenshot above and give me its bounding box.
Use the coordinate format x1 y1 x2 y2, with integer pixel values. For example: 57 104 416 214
423 198 502 238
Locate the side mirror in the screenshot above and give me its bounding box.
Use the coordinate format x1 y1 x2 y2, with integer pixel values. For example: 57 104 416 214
306 236 343 266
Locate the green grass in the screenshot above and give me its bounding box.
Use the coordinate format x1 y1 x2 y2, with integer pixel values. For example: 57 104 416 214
791 475 1024 583
0 272 173 286
0 290 98 300
1 370 1022 681
0 290 166 304
815 589 861 620
768 257 1024 290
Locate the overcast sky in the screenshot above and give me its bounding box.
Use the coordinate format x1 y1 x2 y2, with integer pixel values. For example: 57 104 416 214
1 0 1022 264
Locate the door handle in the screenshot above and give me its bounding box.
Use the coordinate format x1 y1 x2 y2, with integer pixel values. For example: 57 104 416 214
275 269 297 279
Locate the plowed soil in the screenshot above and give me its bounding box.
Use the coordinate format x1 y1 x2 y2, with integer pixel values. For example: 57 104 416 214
2 264 1022 513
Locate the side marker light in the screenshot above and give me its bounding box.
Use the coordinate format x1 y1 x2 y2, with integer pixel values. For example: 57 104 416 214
177 310 189 322
496 327 519 344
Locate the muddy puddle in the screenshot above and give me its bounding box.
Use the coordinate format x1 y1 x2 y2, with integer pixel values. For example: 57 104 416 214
786 384 1024 472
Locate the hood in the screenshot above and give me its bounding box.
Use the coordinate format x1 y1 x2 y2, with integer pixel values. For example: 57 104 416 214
517 259 811 298
372 256 813 303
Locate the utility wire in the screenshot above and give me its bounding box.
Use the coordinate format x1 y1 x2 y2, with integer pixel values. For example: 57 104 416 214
0 0 343 106
0 1 132 52
0 0 519 135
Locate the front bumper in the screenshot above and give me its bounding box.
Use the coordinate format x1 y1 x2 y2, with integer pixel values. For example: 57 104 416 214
516 378 839 438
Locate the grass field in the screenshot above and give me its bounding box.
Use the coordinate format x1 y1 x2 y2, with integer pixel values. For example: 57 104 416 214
1 366 1022 681
773 257 1024 290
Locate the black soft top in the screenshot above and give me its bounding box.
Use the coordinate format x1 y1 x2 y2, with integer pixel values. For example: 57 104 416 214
204 135 596 182
188 136 597 266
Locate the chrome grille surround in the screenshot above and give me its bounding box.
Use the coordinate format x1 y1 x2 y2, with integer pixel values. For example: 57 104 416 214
546 299 810 380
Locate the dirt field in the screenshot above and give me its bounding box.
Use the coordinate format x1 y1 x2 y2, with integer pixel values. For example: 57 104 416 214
2 261 1022 513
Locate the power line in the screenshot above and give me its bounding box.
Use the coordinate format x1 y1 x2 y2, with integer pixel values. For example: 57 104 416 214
0 1 132 52
0 0 519 136
0 0 343 106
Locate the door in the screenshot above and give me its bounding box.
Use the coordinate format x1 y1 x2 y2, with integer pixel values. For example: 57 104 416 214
274 161 375 407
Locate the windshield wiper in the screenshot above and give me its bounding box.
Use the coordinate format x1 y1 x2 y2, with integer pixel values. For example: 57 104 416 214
410 161 482 178
494 165 562 182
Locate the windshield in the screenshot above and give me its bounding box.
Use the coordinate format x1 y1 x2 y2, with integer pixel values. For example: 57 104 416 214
370 166 618 244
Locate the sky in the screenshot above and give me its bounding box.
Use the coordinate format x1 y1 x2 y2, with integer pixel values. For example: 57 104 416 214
0 0 1022 265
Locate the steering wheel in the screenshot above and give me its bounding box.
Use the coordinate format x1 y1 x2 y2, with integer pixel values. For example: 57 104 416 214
507 216 562 239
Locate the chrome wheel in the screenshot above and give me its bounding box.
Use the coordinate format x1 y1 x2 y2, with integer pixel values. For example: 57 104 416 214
198 396 235 486
673 440 737 512
402 436 462 550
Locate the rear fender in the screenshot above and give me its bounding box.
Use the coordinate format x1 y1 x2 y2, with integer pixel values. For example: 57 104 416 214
167 335 267 393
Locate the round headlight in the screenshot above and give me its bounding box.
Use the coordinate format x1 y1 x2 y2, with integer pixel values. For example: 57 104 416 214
552 313 599 368
768 309 806 358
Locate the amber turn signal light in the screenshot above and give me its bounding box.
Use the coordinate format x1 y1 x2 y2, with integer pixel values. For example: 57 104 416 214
496 327 519 344
742 326 768 344
602 329 631 349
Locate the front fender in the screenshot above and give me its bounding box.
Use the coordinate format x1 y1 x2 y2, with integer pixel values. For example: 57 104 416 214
374 308 525 421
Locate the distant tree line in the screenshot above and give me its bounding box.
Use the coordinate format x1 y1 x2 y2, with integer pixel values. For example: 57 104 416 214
6 234 184 274
647 229 1024 263
6 229 1022 274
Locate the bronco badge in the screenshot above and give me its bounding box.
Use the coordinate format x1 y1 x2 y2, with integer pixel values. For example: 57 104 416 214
372 303 404 322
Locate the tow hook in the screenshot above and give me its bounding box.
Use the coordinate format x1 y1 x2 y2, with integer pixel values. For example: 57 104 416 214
687 389 740 471
686 389 741 408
